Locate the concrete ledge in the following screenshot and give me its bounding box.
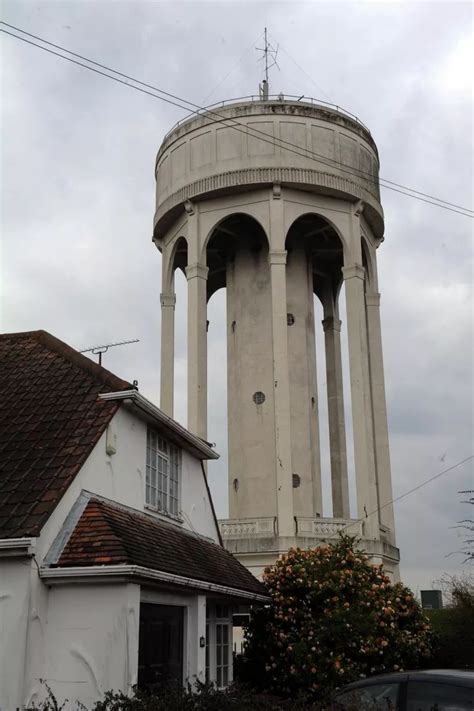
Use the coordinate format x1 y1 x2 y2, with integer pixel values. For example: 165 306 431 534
154 166 383 239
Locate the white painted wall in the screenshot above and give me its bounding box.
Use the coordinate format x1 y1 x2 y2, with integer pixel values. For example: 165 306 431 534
0 559 32 711
38 405 220 565
1 402 221 709
29 583 140 710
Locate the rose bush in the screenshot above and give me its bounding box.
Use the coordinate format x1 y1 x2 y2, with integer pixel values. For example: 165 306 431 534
241 536 432 702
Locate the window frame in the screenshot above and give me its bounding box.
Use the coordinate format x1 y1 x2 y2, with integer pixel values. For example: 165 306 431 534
145 428 182 519
205 603 233 689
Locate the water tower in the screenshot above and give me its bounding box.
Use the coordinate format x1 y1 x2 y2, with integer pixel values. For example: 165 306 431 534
153 89 400 578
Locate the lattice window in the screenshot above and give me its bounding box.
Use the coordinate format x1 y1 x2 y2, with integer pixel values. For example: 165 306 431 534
146 429 181 516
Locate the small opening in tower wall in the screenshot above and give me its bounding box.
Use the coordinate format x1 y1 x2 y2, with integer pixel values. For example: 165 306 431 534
292 473 301 488
253 391 265 405
287 313 295 326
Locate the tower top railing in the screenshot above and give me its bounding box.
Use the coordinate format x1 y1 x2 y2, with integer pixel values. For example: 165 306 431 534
163 94 371 142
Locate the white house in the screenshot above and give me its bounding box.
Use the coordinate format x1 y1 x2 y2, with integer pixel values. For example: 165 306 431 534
0 330 268 710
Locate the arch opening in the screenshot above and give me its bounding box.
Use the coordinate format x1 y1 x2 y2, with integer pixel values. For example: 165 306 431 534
205 214 275 522
173 266 188 428
205 213 269 301
285 213 354 520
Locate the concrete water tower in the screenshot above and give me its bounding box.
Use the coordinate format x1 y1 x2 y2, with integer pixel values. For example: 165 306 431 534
153 90 400 578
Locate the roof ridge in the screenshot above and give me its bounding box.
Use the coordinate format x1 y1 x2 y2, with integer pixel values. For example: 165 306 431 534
1 330 132 392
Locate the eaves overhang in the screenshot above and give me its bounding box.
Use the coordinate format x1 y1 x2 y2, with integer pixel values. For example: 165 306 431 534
0 537 36 557
99 390 219 461
40 564 269 603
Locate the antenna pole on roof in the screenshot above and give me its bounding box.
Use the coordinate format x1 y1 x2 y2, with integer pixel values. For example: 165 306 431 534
256 27 279 100
80 339 139 366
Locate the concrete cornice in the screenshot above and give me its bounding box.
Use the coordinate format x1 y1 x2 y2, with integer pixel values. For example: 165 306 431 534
154 166 382 238
268 250 287 266
322 317 342 333
160 292 177 307
99 390 219 460
185 263 209 281
342 264 365 281
39 564 269 602
365 292 381 306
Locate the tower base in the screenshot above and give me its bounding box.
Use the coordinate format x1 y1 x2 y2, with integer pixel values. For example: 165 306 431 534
219 516 400 581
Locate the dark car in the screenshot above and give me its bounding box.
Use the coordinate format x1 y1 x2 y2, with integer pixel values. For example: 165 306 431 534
331 670 474 710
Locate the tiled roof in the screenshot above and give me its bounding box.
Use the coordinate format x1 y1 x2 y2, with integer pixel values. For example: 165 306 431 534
53 496 267 597
0 331 131 539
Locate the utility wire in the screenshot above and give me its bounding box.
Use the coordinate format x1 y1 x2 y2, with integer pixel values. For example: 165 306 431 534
1 20 471 215
2 23 473 217
0 22 466 217
2 22 471 216
343 455 474 534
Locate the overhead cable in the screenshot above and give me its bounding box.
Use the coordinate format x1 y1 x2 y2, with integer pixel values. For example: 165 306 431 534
1 23 472 218
342 454 474 535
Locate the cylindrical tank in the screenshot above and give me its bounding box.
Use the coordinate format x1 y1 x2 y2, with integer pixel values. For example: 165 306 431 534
154 99 383 240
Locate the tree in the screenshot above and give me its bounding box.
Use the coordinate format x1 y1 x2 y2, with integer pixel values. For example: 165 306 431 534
242 536 432 702
454 490 474 564
428 573 474 669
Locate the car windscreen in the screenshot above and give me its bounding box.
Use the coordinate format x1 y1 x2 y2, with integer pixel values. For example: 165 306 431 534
332 681 401 710
406 680 474 711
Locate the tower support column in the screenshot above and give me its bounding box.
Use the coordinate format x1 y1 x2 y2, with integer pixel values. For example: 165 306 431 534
269 246 295 538
322 314 350 519
186 263 208 438
160 292 176 417
365 291 396 541
342 263 379 539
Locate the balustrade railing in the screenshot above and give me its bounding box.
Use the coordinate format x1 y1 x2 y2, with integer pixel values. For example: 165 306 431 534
163 94 370 141
219 516 363 539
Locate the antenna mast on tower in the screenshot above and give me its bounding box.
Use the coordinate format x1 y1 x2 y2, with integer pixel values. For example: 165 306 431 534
256 27 279 100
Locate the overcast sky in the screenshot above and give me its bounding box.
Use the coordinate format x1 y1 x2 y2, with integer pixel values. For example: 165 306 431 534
1 0 472 595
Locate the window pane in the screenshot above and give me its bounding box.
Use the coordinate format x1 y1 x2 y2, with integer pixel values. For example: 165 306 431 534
333 683 400 710
406 681 474 711
216 625 221 644
146 430 180 516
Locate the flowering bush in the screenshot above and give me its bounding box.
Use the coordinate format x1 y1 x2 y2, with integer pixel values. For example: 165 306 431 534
242 536 432 701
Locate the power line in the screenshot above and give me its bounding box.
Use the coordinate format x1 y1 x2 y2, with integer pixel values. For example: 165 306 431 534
4 20 470 216
1 20 470 215
343 455 474 535
2 23 473 217
2 22 470 216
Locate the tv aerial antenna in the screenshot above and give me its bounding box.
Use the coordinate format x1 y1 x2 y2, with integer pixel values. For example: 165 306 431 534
256 27 279 99
80 338 139 366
